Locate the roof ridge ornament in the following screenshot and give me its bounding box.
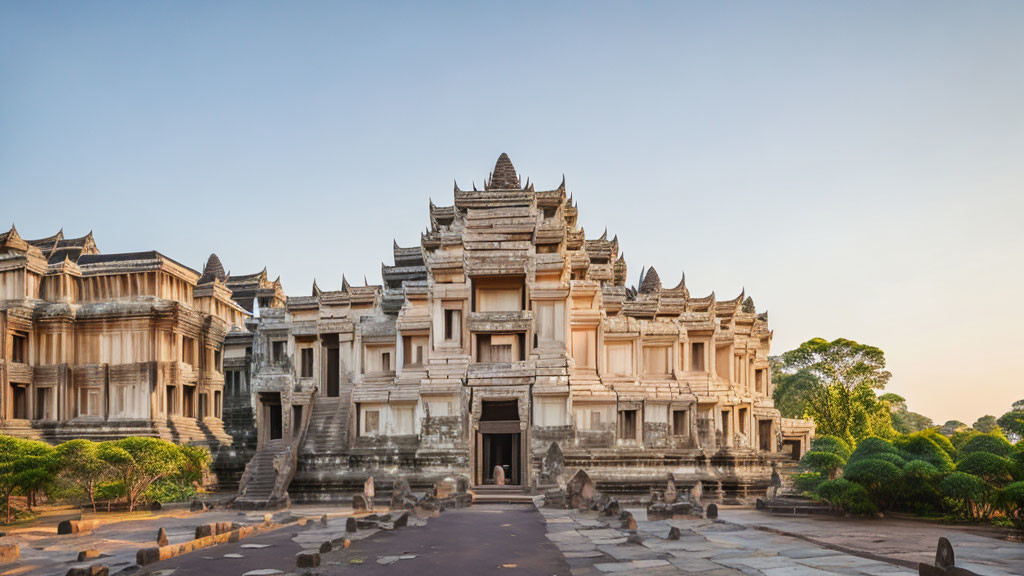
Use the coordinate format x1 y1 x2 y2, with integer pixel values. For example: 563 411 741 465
484 153 520 190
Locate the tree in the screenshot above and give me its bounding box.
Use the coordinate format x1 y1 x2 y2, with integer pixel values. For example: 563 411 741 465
771 367 818 419
941 472 991 520
939 420 969 437
775 338 897 445
973 415 1000 434
0 436 57 523
56 440 109 513
98 438 187 512
958 434 1015 460
997 410 1024 439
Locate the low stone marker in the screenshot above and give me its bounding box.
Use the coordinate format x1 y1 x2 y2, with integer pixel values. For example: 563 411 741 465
619 511 637 530
566 469 596 509
58 520 100 535
345 517 357 532
352 494 369 511
363 476 375 510
319 541 332 553
706 503 718 519
296 549 320 568
65 565 108 576
436 477 456 498
156 527 169 547
76 549 101 561
0 544 18 563
667 526 681 540
665 476 678 503
918 537 981 575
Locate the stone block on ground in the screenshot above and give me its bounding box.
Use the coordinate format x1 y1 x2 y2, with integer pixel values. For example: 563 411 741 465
392 511 409 528
352 494 369 511
345 517 357 532
58 520 99 535
76 549 100 561
0 544 17 563
667 526 681 540
296 549 320 568
65 565 108 576
195 523 214 538
566 469 596 509
706 503 718 519
135 547 161 566
319 541 332 553
620 511 637 530
156 527 168 546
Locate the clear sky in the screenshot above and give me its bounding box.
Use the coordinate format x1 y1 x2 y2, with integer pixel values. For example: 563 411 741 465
1 1 1022 425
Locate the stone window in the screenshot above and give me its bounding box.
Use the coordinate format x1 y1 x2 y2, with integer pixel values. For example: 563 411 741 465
79 387 102 418
690 342 705 372
573 404 612 430
363 345 395 374
11 333 27 364
35 387 53 420
477 334 519 362
359 403 383 436
403 335 427 368
271 340 286 363
738 407 748 436
618 409 638 440
755 368 766 394
443 307 462 343
214 390 222 418
182 336 196 366
474 277 524 312
214 350 222 373
300 348 314 378
672 409 689 436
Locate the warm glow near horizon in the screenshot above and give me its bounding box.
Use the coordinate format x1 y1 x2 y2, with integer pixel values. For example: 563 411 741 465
1 2 1021 425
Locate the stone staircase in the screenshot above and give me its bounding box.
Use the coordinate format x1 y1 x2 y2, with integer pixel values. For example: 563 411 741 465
300 394 350 455
471 485 535 504
235 439 287 508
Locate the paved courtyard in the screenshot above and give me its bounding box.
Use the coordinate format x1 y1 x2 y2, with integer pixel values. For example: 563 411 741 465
4 501 1024 576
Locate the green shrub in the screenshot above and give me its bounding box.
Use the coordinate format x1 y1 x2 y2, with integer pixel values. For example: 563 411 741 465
815 478 877 516
895 433 954 473
995 481 1024 535
959 434 1015 461
843 458 902 509
919 429 956 459
898 459 943 514
811 435 853 461
800 451 846 479
143 479 197 504
848 436 899 465
956 452 1016 487
950 429 982 451
941 471 991 520
792 472 825 495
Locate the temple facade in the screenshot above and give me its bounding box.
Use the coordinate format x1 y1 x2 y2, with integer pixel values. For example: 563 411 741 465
0 227 284 486
236 154 814 507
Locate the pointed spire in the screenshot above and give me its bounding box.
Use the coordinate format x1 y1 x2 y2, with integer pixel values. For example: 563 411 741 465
639 266 662 294
742 296 755 313
599 228 607 241
454 179 461 192
485 153 521 190
557 175 566 192
199 253 226 284
312 279 321 297
341 274 351 292
672 271 686 290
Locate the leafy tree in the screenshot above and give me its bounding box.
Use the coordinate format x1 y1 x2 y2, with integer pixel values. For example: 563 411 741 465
811 435 853 461
950 428 982 450
848 436 900 464
771 367 818 419
891 410 934 434
997 410 1024 438
918 429 956 459
941 472 991 520
56 440 109 512
939 420 969 437
0 436 58 523
801 451 846 480
898 460 943 513
98 438 188 512
878 393 906 410
973 415 1000 434
779 338 892 390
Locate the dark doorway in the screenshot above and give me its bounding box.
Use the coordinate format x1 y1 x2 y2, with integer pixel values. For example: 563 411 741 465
326 347 340 397
292 405 303 439
759 420 773 451
783 439 802 460
478 399 522 486
35 387 51 420
261 392 283 441
165 385 176 417
12 385 27 419
482 433 520 485
183 385 195 418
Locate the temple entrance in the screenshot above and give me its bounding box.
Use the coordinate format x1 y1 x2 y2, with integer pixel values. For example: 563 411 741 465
758 420 773 451
260 392 283 441
326 347 340 397
476 400 522 486
783 439 802 460
11 385 27 420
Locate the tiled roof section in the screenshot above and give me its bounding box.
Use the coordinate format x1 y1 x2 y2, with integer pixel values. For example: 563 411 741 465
27 229 64 250
198 253 227 284
484 153 521 190
77 251 200 275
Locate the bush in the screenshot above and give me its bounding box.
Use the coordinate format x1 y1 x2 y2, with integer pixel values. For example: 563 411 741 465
848 436 900 465
800 451 846 479
843 458 902 509
898 459 943 513
995 482 1024 535
959 434 1015 461
956 452 1016 487
815 478 878 516
896 433 955 473
941 471 991 520
811 435 853 461
792 472 825 495
919 429 956 459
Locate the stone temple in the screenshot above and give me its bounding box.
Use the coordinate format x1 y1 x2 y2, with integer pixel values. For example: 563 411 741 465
0 154 813 505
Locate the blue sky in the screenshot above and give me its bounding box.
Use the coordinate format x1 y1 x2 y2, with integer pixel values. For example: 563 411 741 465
2 1 1022 424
